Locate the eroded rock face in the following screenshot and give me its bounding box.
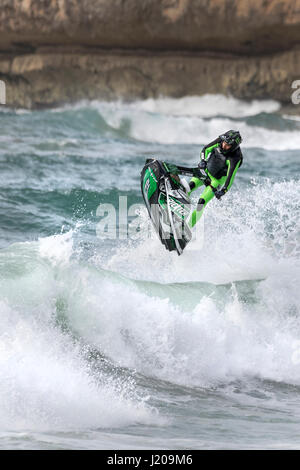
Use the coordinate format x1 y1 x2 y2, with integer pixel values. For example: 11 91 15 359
0 0 300 108
1 0 300 54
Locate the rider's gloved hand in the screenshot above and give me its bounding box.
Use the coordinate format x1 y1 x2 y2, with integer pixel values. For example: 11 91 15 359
215 188 227 200
198 160 207 170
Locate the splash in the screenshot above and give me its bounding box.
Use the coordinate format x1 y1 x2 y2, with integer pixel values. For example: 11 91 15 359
1 175 299 396
0 236 157 432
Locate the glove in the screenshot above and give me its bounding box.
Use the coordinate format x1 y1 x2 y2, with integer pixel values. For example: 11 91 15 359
198 160 207 170
215 188 227 200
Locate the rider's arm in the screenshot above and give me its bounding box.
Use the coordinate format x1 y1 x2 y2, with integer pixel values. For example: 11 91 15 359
223 151 243 192
201 137 221 160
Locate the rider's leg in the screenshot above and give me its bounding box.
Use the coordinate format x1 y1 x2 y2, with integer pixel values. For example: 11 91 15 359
187 177 204 196
188 185 215 228
188 174 226 228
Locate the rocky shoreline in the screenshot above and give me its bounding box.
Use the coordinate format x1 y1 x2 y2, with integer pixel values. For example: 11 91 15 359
0 0 300 111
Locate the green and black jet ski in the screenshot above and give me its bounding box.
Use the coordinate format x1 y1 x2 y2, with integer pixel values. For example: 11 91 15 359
141 159 205 255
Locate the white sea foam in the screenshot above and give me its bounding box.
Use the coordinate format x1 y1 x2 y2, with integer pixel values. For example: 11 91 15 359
89 98 300 150
38 230 74 267
90 179 299 386
0 175 299 432
44 95 300 150
0 299 155 431
123 95 281 118
0 237 157 432
54 247 300 389
2 178 298 393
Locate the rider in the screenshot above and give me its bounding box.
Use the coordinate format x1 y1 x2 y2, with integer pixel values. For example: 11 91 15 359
183 130 243 228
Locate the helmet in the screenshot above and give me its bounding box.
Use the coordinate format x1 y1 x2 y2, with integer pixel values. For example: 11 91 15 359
219 130 242 153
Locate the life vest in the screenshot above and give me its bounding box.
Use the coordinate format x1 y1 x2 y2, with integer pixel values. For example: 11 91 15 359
206 147 227 179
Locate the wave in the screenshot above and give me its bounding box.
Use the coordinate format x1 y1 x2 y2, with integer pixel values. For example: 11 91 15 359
44 95 300 149
1 234 299 394
87 98 300 149
1 91 300 443
0 236 157 432
2 95 300 150
0 176 299 399
0 298 155 431
110 95 281 118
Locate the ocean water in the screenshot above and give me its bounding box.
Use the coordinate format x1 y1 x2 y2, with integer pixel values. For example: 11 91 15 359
0 95 299 449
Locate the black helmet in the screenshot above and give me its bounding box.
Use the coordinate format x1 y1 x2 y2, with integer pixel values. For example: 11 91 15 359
219 130 242 153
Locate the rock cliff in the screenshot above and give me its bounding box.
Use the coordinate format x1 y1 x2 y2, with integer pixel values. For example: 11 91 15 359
0 0 300 109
